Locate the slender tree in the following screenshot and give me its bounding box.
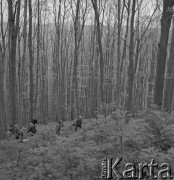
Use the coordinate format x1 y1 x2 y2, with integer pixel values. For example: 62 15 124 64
126 0 136 112
28 0 33 121
163 17 174 112
116 0 122 105
91 0 104 103
121 0 131 108
21 0 28 125
34 0 40 115
7 0 21 125
0 44 6 139
0 0 7 130
71 0 80 119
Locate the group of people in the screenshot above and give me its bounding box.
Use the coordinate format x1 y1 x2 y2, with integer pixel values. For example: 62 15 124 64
55 115 83 135
6 119 38 141
7 115 83 140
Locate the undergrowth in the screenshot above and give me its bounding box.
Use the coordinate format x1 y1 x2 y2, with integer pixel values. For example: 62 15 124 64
0 105 174 180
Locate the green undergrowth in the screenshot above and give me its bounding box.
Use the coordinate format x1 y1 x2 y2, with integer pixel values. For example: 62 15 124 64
0 107 174 180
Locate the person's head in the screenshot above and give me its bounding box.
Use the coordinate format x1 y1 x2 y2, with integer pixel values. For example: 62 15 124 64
32 119 38 125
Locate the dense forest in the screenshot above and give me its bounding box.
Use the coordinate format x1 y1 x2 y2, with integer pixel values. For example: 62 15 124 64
1 0 174 179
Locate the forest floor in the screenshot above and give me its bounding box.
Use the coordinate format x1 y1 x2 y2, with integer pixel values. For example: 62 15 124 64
0 110 174 180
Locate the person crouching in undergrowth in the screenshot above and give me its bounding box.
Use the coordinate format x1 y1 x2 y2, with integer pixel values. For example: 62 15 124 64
55 121 62 135
72 115 82 131
28 119 38 136
6 124 20 139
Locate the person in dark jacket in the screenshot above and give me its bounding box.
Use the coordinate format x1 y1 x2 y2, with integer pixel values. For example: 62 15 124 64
72 115 82 131
28 119 38 135
7 125 21 139
6 125 15 137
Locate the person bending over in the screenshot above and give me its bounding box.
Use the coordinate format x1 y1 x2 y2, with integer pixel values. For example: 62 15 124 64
72 115 82 131
28 119 38 136
55 121 62 135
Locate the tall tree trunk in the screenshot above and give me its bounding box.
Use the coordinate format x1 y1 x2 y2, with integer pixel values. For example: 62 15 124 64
71 0 80 119
163 17 174 112
116 0 121 105
35 0 40 116
120 0 131 108
52 0 62 121
28 0 33 121
154 0 174 107
0 0 7 132
126 0 136 112
21 0 27 125
7 0 21 125
89 23 97 117
91 0 104 103
0 44 6 139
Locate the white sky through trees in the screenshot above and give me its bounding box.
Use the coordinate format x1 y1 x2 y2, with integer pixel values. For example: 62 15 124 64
1 0 159 26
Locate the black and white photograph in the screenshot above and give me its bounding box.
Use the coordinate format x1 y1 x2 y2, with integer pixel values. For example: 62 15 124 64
0 0 174 179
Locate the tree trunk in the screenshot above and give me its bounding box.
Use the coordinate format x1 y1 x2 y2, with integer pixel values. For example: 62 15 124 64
116 0 122 105
71 0 80 119
21 0 27 125
91 0 104 103
163 17 174 112
126 0 136 112
28 0 33 121
0 44 6 139
71 0 87 119
121 0 131 108
154 0 174 107
34 0 40 116
7 0 21 125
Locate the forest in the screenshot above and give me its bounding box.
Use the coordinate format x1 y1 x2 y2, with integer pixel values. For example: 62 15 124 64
0 0 174 179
